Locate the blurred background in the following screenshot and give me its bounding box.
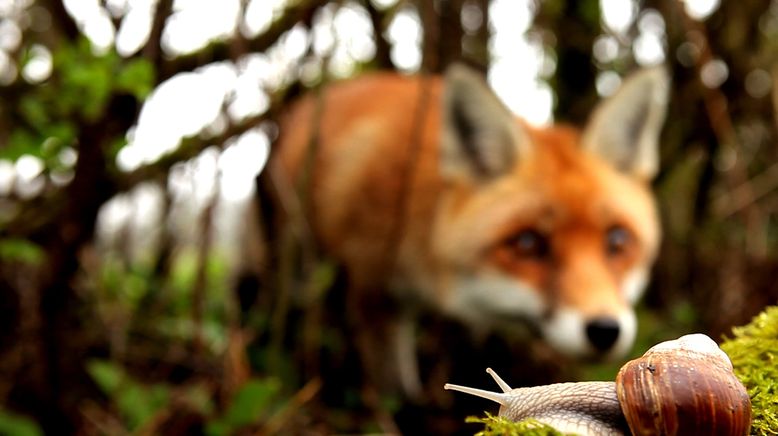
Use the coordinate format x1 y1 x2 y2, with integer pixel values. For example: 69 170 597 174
1 0 777 434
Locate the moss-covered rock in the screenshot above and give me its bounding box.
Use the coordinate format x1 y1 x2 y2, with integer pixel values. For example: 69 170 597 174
720 306 778 436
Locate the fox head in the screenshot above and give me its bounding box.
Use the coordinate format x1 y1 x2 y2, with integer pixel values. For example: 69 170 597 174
433 65 668 360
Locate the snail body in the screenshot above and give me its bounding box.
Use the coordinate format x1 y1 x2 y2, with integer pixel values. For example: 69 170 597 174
447 369 628 435
444 334 751 436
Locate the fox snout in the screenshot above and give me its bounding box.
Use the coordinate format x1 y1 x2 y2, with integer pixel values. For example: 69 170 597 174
541 304 638 360
585 316 622 351
443 271 642 360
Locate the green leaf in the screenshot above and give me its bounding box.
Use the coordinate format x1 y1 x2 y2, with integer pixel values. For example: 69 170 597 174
87 359 125 395
204 421 230 436
221 378 280 426
122 272 149 303
169 251 197 299
181 383 215 416
206 378 281 435
0 410 43 436
0 239 45 265
116 382 169 430
4 131 43 161
68 66 112 120
54 40 116 120
87 359 171 431
116 59 156 99
304 260 337 303
19 96 50 128
42 124 77 150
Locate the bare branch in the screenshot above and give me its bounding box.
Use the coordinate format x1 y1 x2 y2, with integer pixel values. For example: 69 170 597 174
142 0 174 65
116 111 271 192
158 0 329 83
363 0 394 69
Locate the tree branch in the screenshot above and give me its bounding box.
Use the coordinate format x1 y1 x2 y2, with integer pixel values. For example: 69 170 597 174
116 111 271 192
157 0 329 83
363 0 394 69
142 0 174 65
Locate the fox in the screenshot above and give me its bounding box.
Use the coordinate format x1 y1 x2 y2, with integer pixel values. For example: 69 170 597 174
266 64 669 398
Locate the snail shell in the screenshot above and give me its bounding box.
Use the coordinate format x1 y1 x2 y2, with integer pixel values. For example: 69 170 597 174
616 333 751 436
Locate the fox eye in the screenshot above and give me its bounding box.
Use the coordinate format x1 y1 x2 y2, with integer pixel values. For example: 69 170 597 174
606 225 630 256
508 229 549 259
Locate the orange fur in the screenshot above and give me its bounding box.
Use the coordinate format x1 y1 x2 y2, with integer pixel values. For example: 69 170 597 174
269 65 668 396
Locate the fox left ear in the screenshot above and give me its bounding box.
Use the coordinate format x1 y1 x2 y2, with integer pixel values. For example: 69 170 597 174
582 67 670 180
440 64 531 183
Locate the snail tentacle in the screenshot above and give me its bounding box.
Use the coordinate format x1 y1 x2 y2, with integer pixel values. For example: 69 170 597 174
486 367 512 393
443 383 510 406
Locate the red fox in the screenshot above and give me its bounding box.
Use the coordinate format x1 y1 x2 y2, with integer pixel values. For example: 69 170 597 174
268 64 668 397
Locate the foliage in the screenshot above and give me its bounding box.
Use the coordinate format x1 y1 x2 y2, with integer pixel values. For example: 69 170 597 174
205 378 282 436
87 359 171 431
721 306 778 436
87 357 290 435
77 245 311 433
0 410 42 436
3 37 155 163
466 414 570 436
0 238 44 265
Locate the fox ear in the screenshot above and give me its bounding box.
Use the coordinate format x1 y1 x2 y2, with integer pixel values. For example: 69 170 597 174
441 64 530 183
582 67 669 180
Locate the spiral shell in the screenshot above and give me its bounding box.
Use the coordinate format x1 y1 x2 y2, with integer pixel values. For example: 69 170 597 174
615 333 751 436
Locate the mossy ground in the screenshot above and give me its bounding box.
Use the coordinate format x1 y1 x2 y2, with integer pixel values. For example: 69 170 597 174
466 414 569 436
720 306 778 436
470 306 778 436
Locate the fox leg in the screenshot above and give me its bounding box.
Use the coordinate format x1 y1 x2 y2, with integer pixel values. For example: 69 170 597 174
394 313 422 400
348 286 423 402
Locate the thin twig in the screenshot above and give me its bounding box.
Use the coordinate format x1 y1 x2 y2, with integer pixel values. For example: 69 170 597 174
266 3 341 381
142 0 174 64
259 377 323 435
381 73 433 282
715 161 778 217
158 0 330 82
192 169 220 355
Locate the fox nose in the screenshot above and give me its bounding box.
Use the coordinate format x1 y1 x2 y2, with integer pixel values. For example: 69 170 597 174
585 317 620 352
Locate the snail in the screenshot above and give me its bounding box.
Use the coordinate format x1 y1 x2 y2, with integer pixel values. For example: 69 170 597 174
444 334 751 436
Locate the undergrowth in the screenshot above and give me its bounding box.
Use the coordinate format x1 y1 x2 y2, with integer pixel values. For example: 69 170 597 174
721 306 778 436
466 414 569 436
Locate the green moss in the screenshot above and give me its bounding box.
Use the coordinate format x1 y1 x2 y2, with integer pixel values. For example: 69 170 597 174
465 414 572 436
720 306 778 436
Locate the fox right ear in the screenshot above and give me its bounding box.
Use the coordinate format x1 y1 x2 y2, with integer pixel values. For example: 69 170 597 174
440 64 530 183
582 67 670 180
